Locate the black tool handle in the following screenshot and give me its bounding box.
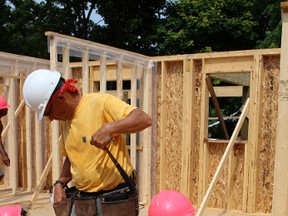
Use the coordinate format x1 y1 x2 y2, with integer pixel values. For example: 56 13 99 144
103 146 136 194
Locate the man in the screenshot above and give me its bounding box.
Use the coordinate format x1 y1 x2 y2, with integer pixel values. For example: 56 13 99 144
0 96 10 182
22 69 152 215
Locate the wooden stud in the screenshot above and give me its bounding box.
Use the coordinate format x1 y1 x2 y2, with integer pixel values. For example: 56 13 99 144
7 66 19 194
116 60 123 99
25 105 32 192
130 65 137 168
141 67 152 203
49 36 61 181
272 3 288 215
35 118 43 181
198 60 210 205
159 61 167 191
62 46 71 78
100 55 107 93
82 50 89 93
243 54 262 213
181 59 196 198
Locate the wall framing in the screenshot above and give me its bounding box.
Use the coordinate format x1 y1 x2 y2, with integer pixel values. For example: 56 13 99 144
153 48 280 215
0 3 287 215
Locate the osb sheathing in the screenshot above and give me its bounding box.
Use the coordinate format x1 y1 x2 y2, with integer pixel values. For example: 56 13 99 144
155 55 280 213
206 142 245 210
156 61 184 191
256 55 279 212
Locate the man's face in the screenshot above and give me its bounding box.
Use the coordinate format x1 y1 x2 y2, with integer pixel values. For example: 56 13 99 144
44 94 74 121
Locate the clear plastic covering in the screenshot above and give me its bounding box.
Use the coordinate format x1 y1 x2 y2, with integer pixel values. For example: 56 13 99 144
48 34 154 69
0 51 52 76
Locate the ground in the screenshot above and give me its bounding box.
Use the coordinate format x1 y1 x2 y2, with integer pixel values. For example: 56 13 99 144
27 201 272 216
0 192 271 216
0 193 149 216
28 197 149 215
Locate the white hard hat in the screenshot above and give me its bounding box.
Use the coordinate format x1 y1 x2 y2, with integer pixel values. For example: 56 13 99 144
23 69 61 120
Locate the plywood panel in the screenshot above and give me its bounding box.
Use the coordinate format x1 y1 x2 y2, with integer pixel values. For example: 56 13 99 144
256 56 279 213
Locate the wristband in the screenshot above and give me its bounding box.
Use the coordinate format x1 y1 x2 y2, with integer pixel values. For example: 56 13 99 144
53 180 66 187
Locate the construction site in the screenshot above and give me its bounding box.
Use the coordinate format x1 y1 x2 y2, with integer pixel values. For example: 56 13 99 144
0 2 288 216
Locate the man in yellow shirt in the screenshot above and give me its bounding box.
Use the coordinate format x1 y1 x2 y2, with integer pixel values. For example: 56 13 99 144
22 69 152 216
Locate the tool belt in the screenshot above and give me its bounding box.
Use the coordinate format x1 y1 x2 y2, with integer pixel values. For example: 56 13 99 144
53 146 139 216
53 183 139 216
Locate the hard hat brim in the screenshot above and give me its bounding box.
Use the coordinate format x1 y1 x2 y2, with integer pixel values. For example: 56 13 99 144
0 104 10 109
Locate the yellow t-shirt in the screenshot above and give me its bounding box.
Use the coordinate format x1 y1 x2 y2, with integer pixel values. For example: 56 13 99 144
61 93 137 192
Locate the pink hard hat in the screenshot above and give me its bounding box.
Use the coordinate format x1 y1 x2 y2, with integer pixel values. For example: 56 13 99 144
0 96 10 110
0 205 22 216
149 190 197 216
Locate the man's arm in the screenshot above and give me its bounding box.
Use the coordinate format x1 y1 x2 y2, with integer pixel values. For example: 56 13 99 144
91 108 152 149
53 157 72 204
107 108 152 134
58 157 72 184
0 140 10 167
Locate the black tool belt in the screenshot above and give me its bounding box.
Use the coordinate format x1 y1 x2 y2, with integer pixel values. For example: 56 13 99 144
53 184 138 216
53 173 139 216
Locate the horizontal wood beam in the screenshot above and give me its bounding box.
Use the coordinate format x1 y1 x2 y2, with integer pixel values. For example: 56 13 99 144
151 48 280 62
210 73 250 86
211 86 243 97
204 56 254 73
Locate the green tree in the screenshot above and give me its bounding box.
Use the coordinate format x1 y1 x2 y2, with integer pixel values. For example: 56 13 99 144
1 0 101 58
45 0 98 39
92 0 166 55
0 0 285 58
255 0 282 48
154 0 285 55
1 0 166 57
44 0 167 55
3 0 48 57
0 0 12 53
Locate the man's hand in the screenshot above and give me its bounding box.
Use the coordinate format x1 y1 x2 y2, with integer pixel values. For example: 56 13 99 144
53 184 67 205
2 153 10 167
90 124 114 149
90 136 114 149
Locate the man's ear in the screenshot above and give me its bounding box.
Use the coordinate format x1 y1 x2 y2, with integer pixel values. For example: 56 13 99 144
56 94 66 103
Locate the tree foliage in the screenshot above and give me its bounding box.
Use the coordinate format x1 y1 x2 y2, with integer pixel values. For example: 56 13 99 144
0 0 285 58
154 0 284 55
255 0 283 48
92 0 166 55
0 0 11 50
0 0 101 58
